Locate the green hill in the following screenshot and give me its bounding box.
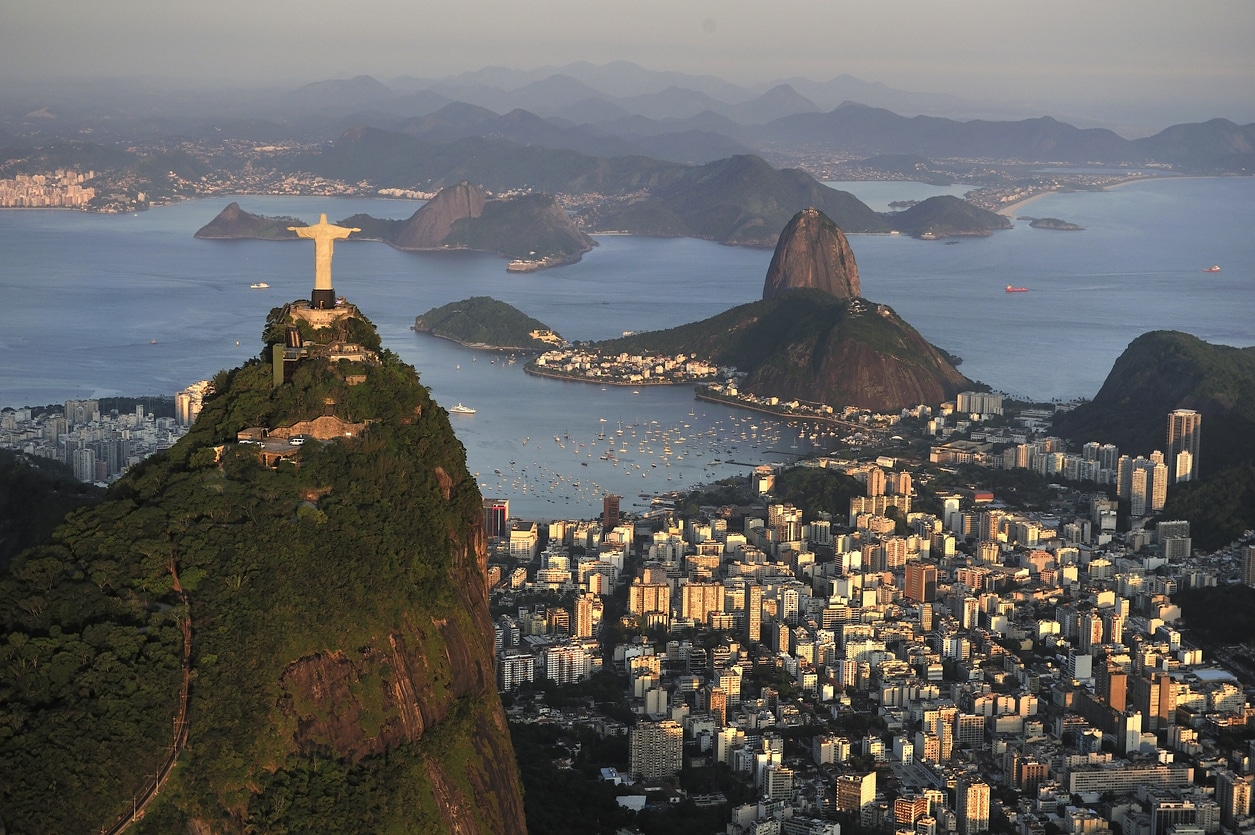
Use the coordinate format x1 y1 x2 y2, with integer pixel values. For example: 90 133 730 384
0 309 525 833
414 296 563 350
1053 330 1255 550
594 154 890 244
1053 331 1255 472
596 289 970 412
886 195 1011 239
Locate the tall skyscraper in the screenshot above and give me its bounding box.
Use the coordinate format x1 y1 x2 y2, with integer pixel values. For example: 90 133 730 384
1167 409 1202 483
629 720 683 780
956 778 991 835
1216 769 1253 825
836 772 877 813
603 493 620 533
574 593 596 639
483 498 510 540
1243 545 1255 588
905 563 938 603
747 583 763 643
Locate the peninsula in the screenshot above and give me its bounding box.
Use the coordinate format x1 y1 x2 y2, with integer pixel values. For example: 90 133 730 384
195 182 593 270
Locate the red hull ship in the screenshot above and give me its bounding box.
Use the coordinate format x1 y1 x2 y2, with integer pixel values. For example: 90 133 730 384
1005 284 1028 293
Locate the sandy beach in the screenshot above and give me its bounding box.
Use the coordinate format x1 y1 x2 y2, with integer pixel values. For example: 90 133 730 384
995 173 1167 217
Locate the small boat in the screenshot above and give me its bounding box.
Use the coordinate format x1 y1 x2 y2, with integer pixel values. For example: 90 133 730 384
1005 285 1029 293
1203 265 1221 273
249 282 270 289
449 403 476 415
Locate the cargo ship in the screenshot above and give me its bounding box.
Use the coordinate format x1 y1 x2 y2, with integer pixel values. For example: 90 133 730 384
1005 285 1028 293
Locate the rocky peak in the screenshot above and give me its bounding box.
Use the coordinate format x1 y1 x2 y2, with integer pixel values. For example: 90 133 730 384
393 181 487 249
762 207 861 301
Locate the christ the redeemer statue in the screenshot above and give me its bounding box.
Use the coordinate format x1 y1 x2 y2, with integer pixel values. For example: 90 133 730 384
290 214 359 309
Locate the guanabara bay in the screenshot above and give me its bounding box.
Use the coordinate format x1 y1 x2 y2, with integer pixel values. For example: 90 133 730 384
0 228 527 833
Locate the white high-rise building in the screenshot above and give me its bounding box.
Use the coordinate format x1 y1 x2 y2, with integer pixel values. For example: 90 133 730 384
1167 409 1202 483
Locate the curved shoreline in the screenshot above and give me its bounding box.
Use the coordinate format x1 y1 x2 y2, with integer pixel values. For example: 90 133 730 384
522 365 685 387
413 329 545 354
995 173 1171 216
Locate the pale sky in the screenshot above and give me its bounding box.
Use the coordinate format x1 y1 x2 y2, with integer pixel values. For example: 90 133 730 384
3 0 1253 125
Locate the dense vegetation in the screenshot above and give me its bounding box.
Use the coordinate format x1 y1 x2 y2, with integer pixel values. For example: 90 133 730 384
1175 584 1255 645
415 295 562 350
1159 463 1255 552
886 195 1011 238
0 450 102 569
769 466 865 521
0 311 523 833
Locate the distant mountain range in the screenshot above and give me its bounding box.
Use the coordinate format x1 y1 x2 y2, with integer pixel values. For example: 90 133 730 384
5 62 1251 172
262 81 1255 172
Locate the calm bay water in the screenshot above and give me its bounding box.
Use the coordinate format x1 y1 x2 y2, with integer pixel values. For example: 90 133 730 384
1 177 1251 517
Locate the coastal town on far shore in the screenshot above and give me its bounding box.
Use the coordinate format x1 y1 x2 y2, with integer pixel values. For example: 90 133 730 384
0 137 1158 218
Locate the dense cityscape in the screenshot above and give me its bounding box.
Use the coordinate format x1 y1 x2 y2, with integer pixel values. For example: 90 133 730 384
466 385 1255 835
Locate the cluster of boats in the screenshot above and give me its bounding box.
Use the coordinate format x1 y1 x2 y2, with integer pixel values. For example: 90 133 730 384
469 410 866 512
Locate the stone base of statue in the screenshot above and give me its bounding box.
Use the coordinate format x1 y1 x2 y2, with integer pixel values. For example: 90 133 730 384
311 288 337 310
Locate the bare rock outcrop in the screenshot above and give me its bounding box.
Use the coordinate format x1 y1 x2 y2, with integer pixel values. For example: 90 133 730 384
762 207 861 300
393 181 487 249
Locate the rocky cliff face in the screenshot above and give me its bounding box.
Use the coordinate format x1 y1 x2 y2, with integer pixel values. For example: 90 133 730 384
393 181 487 249
762 208 861 300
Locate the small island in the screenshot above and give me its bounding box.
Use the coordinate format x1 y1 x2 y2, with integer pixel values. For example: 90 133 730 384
886 195 1011 239
1028 217 1085 231
413 296 564 351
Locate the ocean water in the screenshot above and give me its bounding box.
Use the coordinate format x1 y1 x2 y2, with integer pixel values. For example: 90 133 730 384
1 177 1251 518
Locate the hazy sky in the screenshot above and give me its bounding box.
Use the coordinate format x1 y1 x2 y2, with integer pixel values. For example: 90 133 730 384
4 0 1253 124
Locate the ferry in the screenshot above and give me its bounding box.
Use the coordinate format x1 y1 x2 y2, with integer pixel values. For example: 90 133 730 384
1005 285 1029 293
1203 265 1221 273
249 282 270 289
449 403 476 415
